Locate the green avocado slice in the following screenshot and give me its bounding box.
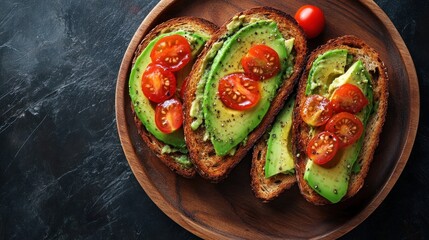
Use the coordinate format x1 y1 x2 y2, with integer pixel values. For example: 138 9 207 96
306 49 348 96
264 97 295 178
202 20 288 156
129 31 208 149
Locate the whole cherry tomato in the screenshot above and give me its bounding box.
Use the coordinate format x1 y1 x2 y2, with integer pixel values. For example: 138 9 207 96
295 5 325 38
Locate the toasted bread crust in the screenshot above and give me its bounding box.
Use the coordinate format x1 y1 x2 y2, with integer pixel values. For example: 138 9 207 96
130 17 218 178
132 111 195 178
250 134 296 202
132 17 218 65
292 35 389 205
183 7 307 182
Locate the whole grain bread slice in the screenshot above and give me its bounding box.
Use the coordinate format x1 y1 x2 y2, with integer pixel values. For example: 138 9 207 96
183 7 307 182
130 17 218 178
293 35 389 205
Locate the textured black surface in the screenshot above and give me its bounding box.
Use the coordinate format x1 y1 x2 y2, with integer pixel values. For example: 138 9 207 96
0 0 428 239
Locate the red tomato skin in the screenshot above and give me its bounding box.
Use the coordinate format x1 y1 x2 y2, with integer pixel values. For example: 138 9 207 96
155 98 183 134
306 131 339 165
218 73 261 110
241 45 281 81
295 5 325 39
325 112 364 148
150 34 192 72
330 83 369 114
141 63 176 103
300 95 333 127
179 76 189 101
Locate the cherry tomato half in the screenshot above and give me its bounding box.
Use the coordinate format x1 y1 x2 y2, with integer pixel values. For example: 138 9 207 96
150 34 192 72
306 131 339 165
155 98 183 134
330 83 369 114
295 5 325 39
300 95 333 127
325 112 364 148
141 63 176 103
218 73 261 110
241 45 281 81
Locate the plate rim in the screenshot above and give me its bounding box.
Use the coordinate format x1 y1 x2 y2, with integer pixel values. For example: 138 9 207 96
115 0 420 238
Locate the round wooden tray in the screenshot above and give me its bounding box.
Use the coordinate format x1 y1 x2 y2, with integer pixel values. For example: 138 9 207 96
116 0 419 238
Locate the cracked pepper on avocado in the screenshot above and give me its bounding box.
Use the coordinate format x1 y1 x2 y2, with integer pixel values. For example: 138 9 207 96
129 31 208 161
126 6 387 206
293 35 388 205
183 7 307 182
301 49 373 203
128 17 217 177
189 16 295 156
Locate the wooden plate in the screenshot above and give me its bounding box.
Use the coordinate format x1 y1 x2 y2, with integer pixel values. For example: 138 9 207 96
116 0 419 238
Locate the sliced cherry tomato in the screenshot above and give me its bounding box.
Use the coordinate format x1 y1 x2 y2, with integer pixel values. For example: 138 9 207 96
295 5 325 39
218 73 260 110
241 45 281 81
330 83 369 114
306 131 339 165
155 98 183 133
150 34 191 72
325 112 364 148
141 63 176 103
300 95 333 126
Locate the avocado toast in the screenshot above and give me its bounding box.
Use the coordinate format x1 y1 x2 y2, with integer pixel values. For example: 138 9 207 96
251 97 296 202
129 17 217 178
183 7 307 182
293 35 389 205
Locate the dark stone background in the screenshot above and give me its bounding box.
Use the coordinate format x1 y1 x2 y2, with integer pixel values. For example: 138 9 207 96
1 0 428 239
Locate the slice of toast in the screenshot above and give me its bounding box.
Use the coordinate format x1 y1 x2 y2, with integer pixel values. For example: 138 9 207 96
251 133 296 202
293 35 389 205
130 17 218 178
183 7 307 182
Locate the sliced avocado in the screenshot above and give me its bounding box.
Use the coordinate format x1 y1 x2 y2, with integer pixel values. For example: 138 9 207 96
306 49 348 96
129 31 208 149
265 98 295 178
284 38 295 55
328 60 370 94
189 41 225 131
202 20 289 156
304 51 374 203
304 139 363 203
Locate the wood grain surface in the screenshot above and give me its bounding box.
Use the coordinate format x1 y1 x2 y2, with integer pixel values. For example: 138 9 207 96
115 0 419 239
